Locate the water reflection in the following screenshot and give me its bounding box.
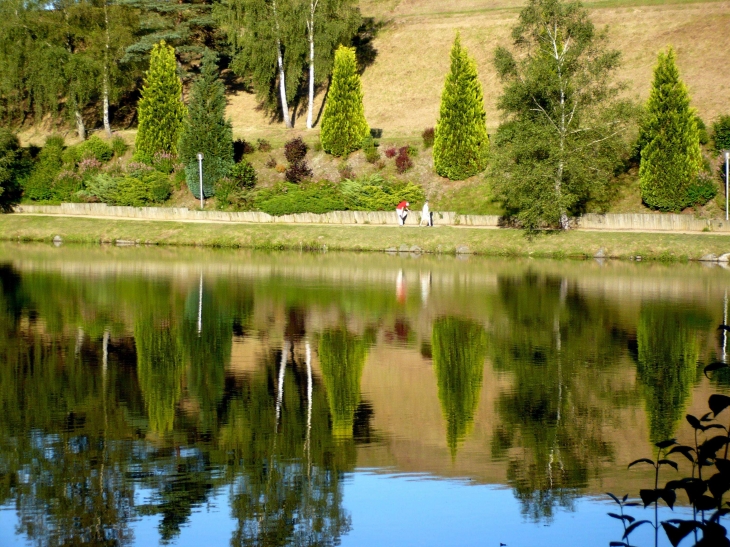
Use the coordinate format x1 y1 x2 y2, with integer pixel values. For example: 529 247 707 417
0 247 729 546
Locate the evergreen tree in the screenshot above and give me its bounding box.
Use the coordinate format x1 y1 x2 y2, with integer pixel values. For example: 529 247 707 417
639 47 703 211
178 51 233 198
320 46 369 157
0 129 24 211
134 41 186 163
433 35 489 181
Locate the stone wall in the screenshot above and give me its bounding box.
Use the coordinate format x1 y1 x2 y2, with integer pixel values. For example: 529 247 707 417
12 203 730 232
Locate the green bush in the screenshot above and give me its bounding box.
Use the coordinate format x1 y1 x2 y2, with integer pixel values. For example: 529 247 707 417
151 151 177 174
85 173 121 203
142 171 173 203
230 160 257 189
695 114 709 146
340 175 425 210
362 136 379 164
45 135 65 149
215 178 256 210
52 171 83 202
0 128 25 210
24 139 64 201
256 181 346 216
713 115 730 153
78 135 113 162
113 173 171 206
685 173 717 206
111 136 128 158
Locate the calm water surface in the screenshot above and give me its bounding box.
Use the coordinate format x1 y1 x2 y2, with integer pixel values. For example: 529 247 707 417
0 244 728 547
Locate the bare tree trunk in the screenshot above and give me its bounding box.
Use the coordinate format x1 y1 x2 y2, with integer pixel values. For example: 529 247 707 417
271 0 292 128
102 1 112 138
75 109 86 141
306 1 318 129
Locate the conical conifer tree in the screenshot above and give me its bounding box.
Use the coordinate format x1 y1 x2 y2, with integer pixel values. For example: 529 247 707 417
134 41 186 164
639 47 702 211
178 51 233 198
433 35 489 180
320 46 369 157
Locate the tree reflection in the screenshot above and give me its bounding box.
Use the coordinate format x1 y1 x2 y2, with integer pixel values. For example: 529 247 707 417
431 317 487 458
633 303 708 443
491 273 621 520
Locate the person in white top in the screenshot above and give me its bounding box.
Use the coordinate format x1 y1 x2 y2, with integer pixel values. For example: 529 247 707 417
420 200 433 227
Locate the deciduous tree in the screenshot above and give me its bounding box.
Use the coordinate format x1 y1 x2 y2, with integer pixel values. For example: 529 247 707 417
492 0 635 230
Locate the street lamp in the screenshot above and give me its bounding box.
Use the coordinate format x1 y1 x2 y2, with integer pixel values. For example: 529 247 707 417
725 150 729 222
197 152 204 210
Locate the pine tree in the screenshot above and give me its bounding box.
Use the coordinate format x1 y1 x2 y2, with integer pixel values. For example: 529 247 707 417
639 47 703 211
433 35 489 181
178 51 234 199
320 46 369 157
134 41 186 163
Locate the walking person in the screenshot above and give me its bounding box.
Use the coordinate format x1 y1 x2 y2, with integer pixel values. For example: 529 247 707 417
396 201 410 226
420 199 433 227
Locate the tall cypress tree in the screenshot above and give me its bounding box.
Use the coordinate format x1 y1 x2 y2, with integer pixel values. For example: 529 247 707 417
134 41 186 164
320 46 369 157
639 47 702 211
178 51 233 198
433 35 489 181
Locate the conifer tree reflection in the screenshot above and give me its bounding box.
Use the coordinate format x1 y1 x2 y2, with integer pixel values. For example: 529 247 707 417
633 303 708 443
318 329 370 439
492 274 620 520
431 317 487 458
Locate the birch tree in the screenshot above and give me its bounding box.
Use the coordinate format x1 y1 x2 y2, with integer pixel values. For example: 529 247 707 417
492 0 635 230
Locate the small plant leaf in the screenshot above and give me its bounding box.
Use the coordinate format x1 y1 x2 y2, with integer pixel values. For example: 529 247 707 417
710 394 730 417
623 520 651 539
656 438 677 449
702 412 715 422
658 459 679 471
622 493 628 503
640 489 660 507
661 520 702 547
609 543 629 547
687 414 702 430
719 325 730 331
628 458 655 469
696 494 719 511
608 512 635 523
659 488 677 509
607 492 621 505
699 435 730 461
667 445 695 463
717 458 730 475
705 362 730 379
709 472 730 499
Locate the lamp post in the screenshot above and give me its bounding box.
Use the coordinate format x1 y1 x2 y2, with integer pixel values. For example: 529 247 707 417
197 152 204 210
725 150 729 222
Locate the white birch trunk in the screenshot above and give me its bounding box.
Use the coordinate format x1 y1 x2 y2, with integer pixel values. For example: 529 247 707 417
271 0 292 128
305 2 317 129
74 109 86 141
102 1 112 138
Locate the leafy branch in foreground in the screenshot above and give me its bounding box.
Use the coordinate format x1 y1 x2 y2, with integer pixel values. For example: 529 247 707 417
608 351 730 547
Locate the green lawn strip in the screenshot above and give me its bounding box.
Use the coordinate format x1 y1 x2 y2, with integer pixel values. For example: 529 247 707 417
2 215 730 260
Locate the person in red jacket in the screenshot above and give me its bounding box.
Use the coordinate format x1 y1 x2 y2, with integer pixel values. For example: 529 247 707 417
396 201 410 226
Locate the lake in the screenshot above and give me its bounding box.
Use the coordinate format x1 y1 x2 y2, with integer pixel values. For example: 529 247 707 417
0 244 728 547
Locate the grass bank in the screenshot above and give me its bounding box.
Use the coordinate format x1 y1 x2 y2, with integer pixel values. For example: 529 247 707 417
4 214 730 261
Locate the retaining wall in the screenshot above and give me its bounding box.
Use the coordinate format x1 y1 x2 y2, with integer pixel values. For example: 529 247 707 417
11 204 730 232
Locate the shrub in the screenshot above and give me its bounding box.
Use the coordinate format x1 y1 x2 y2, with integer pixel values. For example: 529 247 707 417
134 41 186 163
144 171 173 203
695 114 709 146
61 145 83 167
24 139 64 201
422 127 435 149
233 139 255 161
340 175 424 210
45 135 65 149
256 139 272 152
275 164 286 174
230 160 257 189
284 137 308 164
362 136 379 164
0 128 25 210
256 181 345 215
215 178 256 210
713 115 730 153
77 135 113 163
338 163 355 180
320 46 370 156
126 162 155 178
685 172 717 206
184 157 231 198
52 171 83 202
384 147 397 158
78 157 103 177
151 151 177 174
85 173 121 203
265 156 277 169
111 136 128 158
285 161 313 184
407 145 419 157
395 148 413 173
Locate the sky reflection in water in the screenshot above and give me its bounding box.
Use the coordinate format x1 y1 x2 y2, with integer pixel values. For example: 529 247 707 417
0 245 728 547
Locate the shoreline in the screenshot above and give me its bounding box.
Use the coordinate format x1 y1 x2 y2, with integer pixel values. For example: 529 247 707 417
4 214 730 262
